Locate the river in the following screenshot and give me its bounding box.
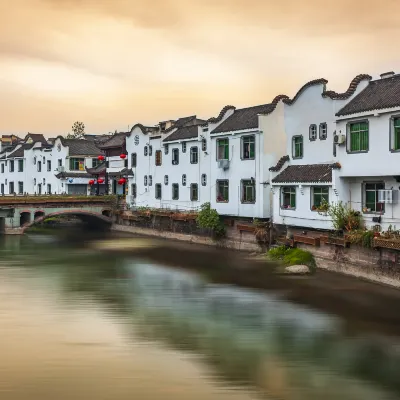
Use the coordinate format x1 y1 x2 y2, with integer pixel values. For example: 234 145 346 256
1 233 400 400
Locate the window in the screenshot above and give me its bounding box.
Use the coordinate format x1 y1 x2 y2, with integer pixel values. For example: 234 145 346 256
1 184 4 194
202 138 207 152
182 174 186 186
201 174 207 186
312 187 329 210
164 144 169 155
309 124 317 141
241 135 255 159
190 184 198 201
47 184 51 194
58 159 62 167
349 121 368 152
144 146 148 156
149 175 152 186
144 175 148 186
172 148 179 165
92 158 99 168
18 160 23 172
172 183 179 200
155 183 162 199
241 179 255 203
155 150 162 166
47 160 51 172
69 158 84 171
364 182 385 213
217 138 229 160
37 161 42 172
319 123 327 140
131 184 137 198
292 136 303 159
281 187 296 209
1 164 3 173
190 147 198 164
149 145 153 156
9 181 14 194
182 142 187 153
216 180 229 202
131 153 137 167
392 118 400 151
9 160 14 172
164 175 169 185
18 181 23 194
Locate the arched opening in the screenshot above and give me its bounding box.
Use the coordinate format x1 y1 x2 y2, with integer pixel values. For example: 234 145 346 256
102 209 111 217
34 211 45 220
20 212 31 227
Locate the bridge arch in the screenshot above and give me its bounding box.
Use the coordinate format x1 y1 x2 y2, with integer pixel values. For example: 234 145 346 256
22 209 112 233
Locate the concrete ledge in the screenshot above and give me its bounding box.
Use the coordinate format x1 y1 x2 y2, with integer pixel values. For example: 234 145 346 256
112 224 261 252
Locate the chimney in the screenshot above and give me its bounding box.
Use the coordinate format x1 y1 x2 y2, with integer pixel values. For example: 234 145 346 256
380 71 395 79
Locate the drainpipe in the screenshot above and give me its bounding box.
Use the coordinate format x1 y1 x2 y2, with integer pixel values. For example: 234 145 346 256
105 151 109 195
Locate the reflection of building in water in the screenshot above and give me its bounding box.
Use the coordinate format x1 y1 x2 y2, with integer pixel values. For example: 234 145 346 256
124 262 399 400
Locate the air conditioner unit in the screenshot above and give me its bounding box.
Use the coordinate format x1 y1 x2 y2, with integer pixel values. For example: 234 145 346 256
378 189 398 204
57 166 65 172
218 159 230 170
334 134 346 145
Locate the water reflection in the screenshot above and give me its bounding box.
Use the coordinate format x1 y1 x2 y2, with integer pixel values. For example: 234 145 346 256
1 235 400 400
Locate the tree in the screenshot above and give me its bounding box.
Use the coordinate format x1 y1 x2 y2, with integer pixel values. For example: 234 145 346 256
67 121 85 139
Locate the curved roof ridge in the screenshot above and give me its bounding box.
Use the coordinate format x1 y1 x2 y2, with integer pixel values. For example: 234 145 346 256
323 74 372 99
128 123 151 136
282 78 328 105
200 105 236 127
259 94 290 115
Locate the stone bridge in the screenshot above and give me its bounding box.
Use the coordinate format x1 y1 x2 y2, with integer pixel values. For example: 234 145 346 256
0 196 115 234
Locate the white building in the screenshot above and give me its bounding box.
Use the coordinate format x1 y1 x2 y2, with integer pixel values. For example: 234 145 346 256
334 71 400 230
269 74 372 230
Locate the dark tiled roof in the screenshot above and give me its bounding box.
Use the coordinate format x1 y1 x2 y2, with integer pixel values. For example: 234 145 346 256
269 155 290 172
323 74 372 100
62 138 102 156
336 74 400 116
200 105 236 127
163 125 199 143
7 144 33 158
272 163 341 183
55 172 92 179
25 133 48 145
163 115 199 134
211 104 274 134
128 124 158 136
86 162 106 175
97 132 127 149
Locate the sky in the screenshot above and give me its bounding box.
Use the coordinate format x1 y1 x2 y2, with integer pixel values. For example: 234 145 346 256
0 0 399 136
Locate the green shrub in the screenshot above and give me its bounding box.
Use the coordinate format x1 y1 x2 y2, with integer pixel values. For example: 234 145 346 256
196 202 225 239
327 201 362 232
267 246 316 273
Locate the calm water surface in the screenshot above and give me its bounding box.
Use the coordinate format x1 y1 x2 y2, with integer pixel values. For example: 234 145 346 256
1 234 400 400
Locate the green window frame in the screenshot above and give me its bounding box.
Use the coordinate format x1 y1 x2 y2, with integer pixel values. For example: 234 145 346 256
155 183 162 199
9 160 14 172
217 138 229 160
312 186 329 209
241 179 256 203
172 183 179 200
18 159 24 172
190 184 198 201
282 186 296 209
393 118 400 151
364 182 385 213
349 122 369 152
216 180 229 202
241 135 255 160
69 158 84 171
47 184 51 194
131 184 137 198
18 181 23 194
292 136 303 159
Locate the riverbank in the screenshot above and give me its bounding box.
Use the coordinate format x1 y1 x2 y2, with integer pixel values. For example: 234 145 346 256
112 223 400 289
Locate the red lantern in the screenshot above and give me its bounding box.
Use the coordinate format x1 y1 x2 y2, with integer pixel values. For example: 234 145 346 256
98 155 105 161
97 178 104 184
88 179 95 185
120 153 127 159
120 178 126 184
117 179 123 185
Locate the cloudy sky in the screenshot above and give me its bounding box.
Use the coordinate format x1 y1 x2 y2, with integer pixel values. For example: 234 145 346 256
0 0 399 136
